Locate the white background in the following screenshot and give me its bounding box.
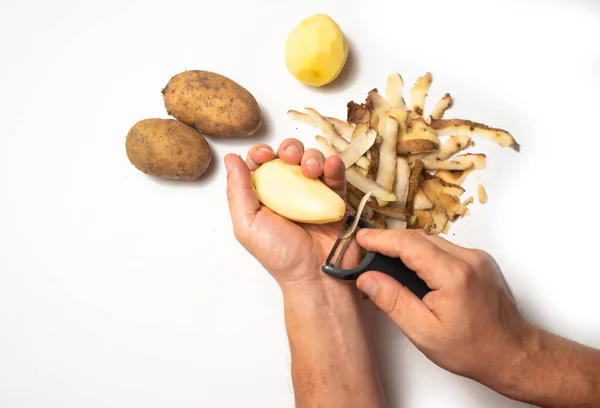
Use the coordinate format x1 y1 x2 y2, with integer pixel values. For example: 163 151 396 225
1 0 599 407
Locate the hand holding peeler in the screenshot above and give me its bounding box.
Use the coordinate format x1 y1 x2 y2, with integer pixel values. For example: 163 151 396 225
321 214 432 299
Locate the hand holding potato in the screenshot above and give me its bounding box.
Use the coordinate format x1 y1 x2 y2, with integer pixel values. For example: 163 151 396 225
224 138 360 290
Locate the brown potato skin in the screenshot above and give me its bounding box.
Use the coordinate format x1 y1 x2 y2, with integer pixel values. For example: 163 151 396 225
397 139 438 156
162 70 261 138
126 118 212 180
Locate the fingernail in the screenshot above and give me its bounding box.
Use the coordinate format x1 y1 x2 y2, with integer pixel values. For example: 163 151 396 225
305 158 320 167
356 229 368 238
359 278 379 297
257 147 272 153
224 159 233 174
286 145 301 154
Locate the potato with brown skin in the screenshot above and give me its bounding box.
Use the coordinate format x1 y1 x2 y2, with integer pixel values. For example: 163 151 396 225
162 70 262 138
126 118 212 180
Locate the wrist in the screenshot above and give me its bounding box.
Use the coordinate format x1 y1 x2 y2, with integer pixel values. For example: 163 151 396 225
463 318 543 399
484 323 572 406
488 322 544 394
280 273 359 313
279 271 388 408
493 325 600 408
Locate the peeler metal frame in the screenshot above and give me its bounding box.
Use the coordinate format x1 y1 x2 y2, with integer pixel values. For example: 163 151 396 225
321 214 432 299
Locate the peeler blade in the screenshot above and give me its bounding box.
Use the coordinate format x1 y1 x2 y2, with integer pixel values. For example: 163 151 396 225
322 214 370 277
324 215 354 268
321 214 433 299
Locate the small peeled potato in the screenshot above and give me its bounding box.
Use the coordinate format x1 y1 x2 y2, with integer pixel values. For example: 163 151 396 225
125 118 212 180
251 158 345 224
285 14 349 87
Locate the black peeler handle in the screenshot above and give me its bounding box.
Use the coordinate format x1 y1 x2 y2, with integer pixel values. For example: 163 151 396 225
321 216 432 300
357 252 431 299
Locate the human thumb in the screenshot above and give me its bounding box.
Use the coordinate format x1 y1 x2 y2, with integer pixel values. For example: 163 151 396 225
224 153 260 234
357 271 434 335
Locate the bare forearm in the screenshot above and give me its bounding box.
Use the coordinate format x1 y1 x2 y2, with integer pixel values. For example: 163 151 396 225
491 325 600 408
282 279 387 408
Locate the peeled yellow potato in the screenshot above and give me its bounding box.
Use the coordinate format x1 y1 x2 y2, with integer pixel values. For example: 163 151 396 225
251 159 346 224
285 14 349 87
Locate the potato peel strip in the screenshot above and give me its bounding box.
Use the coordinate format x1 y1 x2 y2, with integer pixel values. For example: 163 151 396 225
340 129 376 168
342 190 374 239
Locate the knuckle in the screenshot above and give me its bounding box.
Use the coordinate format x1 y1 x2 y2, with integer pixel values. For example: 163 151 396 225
232 227 243 242
369 228 385 238
280 137 296 145
453 260 475 288
399 228 423 244
226 185 238 204
280 138 303 150
410 229 432 245
469 249 492 270
232 223 248 244
305 150 324 162
395 229 426 254
226 187 235 203
380 291 401 317
370 229 393 244
307 147 323 156
423 291 444 310
253 143 272 152
404 229 422 239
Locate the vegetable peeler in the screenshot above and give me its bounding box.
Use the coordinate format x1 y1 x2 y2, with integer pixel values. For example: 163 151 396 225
321 214 432 299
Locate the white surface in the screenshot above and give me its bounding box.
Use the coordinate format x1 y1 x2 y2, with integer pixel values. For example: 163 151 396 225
1 0 599 407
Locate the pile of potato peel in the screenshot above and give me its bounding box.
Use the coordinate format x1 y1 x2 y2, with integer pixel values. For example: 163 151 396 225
288 72 519 235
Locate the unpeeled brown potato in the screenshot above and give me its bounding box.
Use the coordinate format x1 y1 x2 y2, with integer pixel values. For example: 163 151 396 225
162 70 262 138
126 118 212 180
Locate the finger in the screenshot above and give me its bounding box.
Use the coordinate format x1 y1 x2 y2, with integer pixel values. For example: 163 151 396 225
277 138 304 165
322 155 346 198
422 233 474 262
426 235 495 267
393 230 478 285
300 148 325 179
245 144 276 171
224 153 260 234
357 272 439 338
356 229 458 289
